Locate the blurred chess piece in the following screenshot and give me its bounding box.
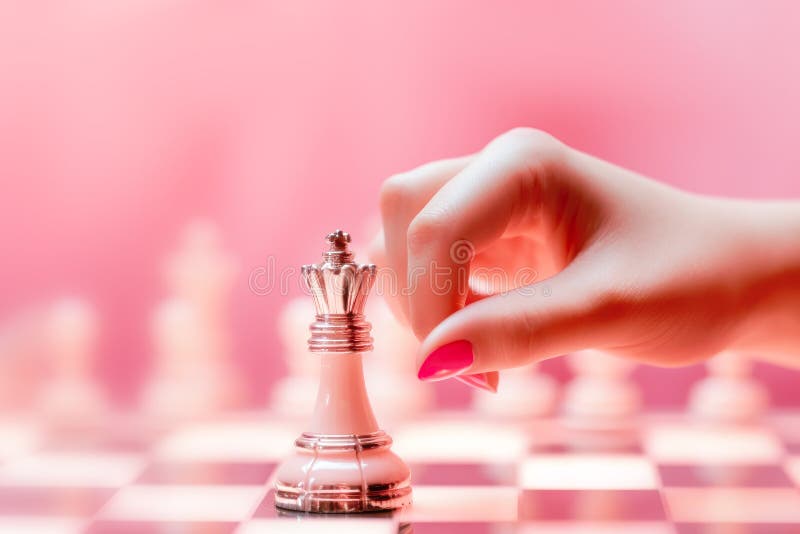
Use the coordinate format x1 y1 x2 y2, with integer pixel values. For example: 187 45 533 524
364 296 433 423
163 219 238 339
562 350 640 449
472 364 557 419
0 308 45 413
688 351 768 424
142 219 243 418
37 298 108 421
142 298 234 418
354 217 434 422
269 297 319 417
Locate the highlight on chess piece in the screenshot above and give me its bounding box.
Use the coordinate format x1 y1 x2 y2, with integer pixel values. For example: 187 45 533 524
273 230 412 513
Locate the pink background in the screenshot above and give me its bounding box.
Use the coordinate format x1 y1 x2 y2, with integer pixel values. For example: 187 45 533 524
1 1 799 408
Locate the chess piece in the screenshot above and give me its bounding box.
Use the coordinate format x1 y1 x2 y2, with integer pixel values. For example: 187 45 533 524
142 219 243 417
0 308 45 413
164 219 239 336
269 297 319 417
142 297 235 418
561 350 640 449
688 351 768 423
165 219 241 400
37 297 107 421
364 295 433 423
472 364 557 419
274 230 412 513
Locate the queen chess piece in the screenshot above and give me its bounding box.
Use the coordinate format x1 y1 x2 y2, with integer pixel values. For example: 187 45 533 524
273 230 412 513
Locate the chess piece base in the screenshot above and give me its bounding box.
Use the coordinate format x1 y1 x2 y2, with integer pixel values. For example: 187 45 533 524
689 377 768 423
274 431 412 513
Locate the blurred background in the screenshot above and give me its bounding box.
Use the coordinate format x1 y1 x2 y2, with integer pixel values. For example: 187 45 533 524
1 0 799 413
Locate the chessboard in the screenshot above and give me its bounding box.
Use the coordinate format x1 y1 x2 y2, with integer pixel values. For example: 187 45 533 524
1 411 799 534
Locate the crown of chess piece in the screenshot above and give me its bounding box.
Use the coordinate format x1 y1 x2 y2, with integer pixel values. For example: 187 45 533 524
273 230 412 513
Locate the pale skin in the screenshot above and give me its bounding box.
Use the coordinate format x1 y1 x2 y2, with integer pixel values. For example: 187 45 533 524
370 128 800 392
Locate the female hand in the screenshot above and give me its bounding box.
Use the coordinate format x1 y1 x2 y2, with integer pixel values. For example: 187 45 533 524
371 128 800 392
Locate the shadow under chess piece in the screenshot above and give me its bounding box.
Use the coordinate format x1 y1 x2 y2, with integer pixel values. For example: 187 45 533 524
688 351 768 424
561 350 640 450
274 230 411 513
472 364 557 419
37 298 108 423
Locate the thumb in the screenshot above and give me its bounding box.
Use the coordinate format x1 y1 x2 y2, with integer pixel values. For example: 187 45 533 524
416 263 609 380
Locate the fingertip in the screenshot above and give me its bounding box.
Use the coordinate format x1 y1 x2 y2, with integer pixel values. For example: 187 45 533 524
417 339 474 381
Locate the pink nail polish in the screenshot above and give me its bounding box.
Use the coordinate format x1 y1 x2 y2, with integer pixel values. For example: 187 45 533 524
455 373 497 393
418 340 473 381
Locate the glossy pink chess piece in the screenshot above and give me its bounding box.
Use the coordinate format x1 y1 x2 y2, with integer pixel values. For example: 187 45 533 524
273 230 412 513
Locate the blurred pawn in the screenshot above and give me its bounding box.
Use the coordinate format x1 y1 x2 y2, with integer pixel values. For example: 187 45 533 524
37 298 108 422
364 296 433 423
269 298 319 417
688 351 768 424
472 365 557 419
142 297 241 420
561 350 640 449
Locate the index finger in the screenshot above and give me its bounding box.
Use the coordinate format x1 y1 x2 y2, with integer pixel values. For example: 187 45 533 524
405 129 565 339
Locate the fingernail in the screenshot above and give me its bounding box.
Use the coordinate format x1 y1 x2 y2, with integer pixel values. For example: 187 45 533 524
455 373 498 393
418 340 473 381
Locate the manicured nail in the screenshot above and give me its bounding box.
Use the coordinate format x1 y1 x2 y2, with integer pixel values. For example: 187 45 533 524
455 373 498 393
418 340 473 381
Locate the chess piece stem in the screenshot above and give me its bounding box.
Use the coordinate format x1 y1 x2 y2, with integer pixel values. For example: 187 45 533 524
310 354 378 435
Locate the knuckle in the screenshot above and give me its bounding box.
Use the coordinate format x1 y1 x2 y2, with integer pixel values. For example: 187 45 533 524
406 211 451 253
494 127 563 163
483 305 539 369
379 173 414 215
502 126 553 145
